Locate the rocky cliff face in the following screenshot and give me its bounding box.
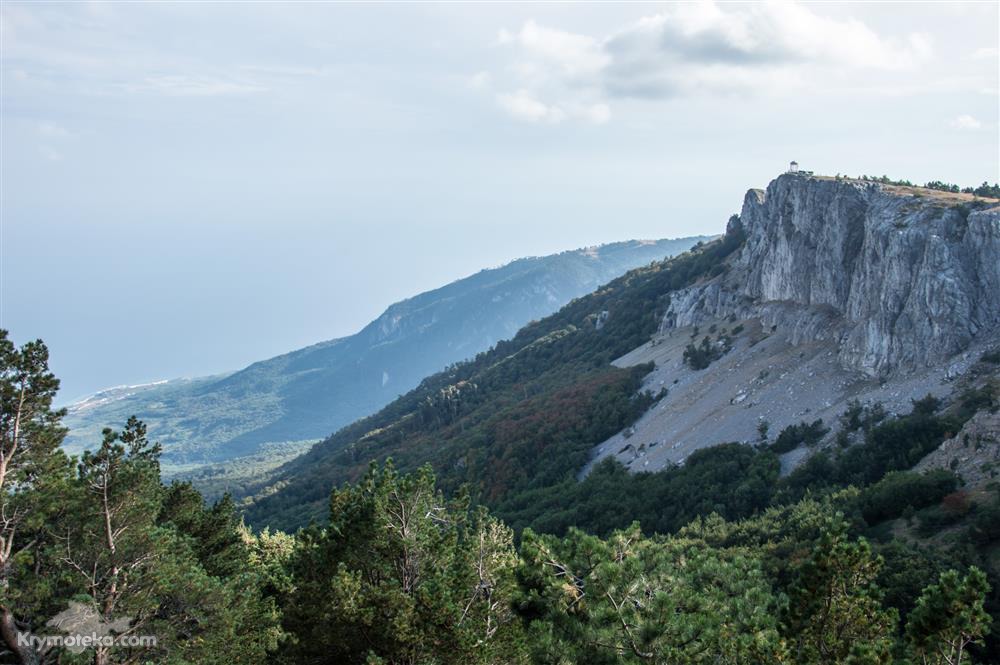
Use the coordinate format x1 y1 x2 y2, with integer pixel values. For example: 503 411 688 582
663 175 1000 377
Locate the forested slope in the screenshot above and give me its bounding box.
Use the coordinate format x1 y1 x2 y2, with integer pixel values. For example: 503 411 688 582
244 230 745 529
64 237 706 471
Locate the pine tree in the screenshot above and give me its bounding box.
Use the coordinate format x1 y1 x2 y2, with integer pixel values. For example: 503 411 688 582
517 523 789 663
0 330 73 664
282 461 526 665
58 418 282 664
905 567 991 665
784 520 897 664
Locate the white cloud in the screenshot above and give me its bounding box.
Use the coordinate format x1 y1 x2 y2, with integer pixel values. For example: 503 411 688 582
615 1 930 69
495 90 610 125
486 0 937 123
36 122 72 162
123 75 267 97
971 47 999 60
582 102 611 125
39 145 64 161
468 71 491 90
38 122 71 138
950 114 982 130
496 90 565 123
501 20 609 81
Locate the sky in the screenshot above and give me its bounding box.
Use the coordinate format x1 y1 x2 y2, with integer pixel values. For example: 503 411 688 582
1 1 997 402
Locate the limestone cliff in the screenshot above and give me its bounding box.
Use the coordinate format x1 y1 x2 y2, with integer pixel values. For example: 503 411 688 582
663 174 1000 377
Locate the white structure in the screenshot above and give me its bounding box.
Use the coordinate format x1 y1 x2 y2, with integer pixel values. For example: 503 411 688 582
789 160 799 173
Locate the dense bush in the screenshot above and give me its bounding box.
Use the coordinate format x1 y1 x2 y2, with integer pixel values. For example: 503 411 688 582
859 470 959 524
968 491 1000 546
966 182 1000 198
769 419 829 454
683 335 724 370
840 399 887 432
781 407 959 500
917 493 974 537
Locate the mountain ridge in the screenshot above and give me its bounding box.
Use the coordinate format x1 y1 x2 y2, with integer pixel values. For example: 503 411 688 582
242 173 1000 532
63 236 710 471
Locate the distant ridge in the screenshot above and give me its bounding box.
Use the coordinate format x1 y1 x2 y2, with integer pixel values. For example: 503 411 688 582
63 236 710 473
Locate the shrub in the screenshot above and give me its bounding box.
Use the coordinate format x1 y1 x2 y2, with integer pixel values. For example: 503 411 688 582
683 336 724 370
840 400 887 432
980 350 1000 365
859 470 959 524
770 419 829 454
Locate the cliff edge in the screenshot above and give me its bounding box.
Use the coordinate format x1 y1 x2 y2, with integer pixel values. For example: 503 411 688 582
664 174 1000 377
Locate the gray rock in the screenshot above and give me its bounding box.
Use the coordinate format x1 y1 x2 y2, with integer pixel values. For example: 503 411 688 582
664 175 1000 377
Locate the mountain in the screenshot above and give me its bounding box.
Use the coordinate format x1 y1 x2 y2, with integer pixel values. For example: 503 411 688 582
589 174 1000 474
243 173 1000 532
62 237 709 473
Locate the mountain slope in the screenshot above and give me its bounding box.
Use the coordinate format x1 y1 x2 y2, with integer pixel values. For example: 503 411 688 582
63 237 708 468
243 174 1000 532
243 230 745 529
588 174 1000 474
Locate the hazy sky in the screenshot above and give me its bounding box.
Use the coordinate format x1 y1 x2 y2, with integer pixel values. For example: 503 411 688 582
2 1 997 401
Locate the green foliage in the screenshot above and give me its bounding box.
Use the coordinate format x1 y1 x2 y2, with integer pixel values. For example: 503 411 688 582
517 524 788 664
858 174 916 187
839 399 886 433
160 484 250 578
784 522 897 664
495 443 780 537
683 335 727 370
261 466 994 665
0 400 283 665
859 470 959 524
916 491 974 538
783 406 959 498
50 417 283 664
63 238 710 471
905 568 991 665
281 462 527 665
0 330 75 662
925 180 962 193
967 182 1000 198
769 419 829 454
247 229 747 531
854 175 999 199
956 383 998 421
874 540 961 627
968 493 1000 546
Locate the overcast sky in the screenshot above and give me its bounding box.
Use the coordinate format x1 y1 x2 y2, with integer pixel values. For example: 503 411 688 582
2 1 997 401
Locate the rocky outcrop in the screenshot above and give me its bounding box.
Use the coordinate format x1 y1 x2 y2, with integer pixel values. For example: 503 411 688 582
662 175 1000 376
915 409 1000 488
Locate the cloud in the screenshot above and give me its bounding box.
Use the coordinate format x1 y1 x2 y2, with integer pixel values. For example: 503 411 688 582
601 1 931 99
495 90 610 125
971 47 999 60
950 114 982 130
39 145 64 162
36 122 72 162
486 0 935 123
38 122 71 138
499 20 609 81
123 75 267 97
468 71 491 90
496 90 565 123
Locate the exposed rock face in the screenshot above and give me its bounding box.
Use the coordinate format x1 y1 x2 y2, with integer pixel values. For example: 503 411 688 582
663 175 1000 376
915 409 1000 488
